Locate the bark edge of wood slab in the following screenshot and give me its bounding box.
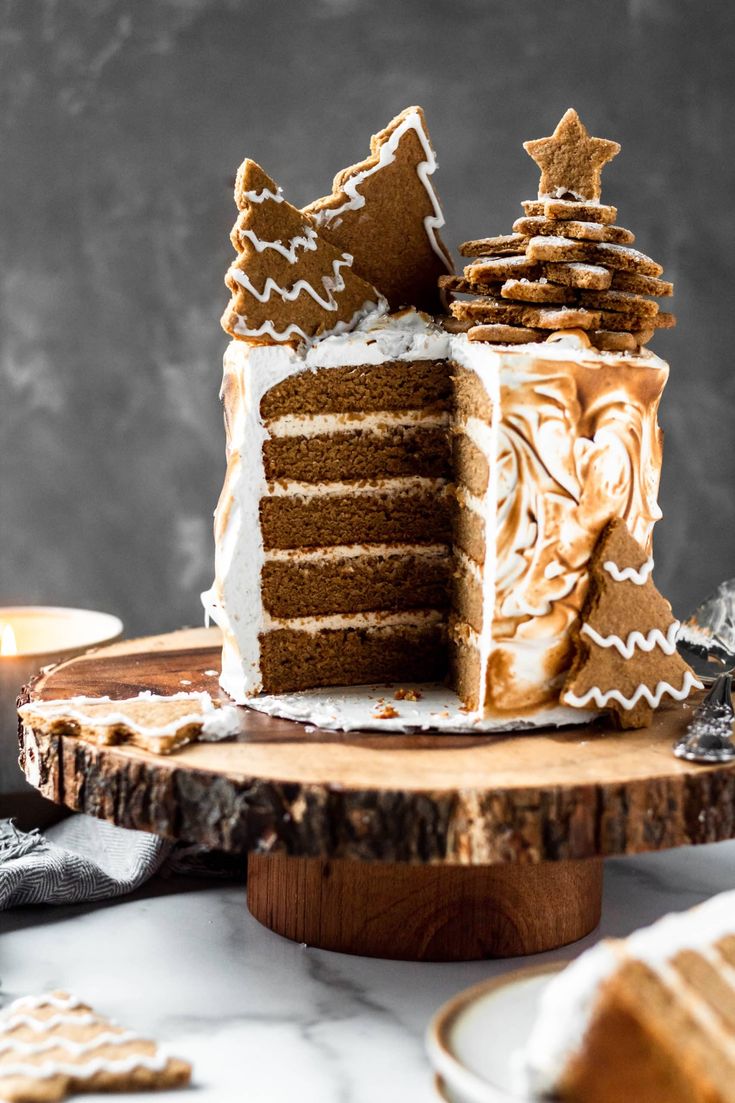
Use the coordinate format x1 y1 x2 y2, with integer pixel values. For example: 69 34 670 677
246 854 603 961
17 626 735 864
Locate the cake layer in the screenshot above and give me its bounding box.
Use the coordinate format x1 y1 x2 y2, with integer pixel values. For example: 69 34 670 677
452 363 494 423
452 552 483 632
259 621 447 694
263 425 450 482
453 497 486 564
452 430 489 498
260 359 450 418
262 545 451 618
260 484 451 549
448 629 481 712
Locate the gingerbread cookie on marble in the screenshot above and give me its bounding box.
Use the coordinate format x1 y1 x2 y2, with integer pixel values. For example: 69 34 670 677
222 160 382 345
304 106 453 313
561 518 702 729
0 991 190 1103
18 690 239 755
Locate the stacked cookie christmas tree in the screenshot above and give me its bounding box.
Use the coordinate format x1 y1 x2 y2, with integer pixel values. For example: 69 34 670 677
442 109 675 352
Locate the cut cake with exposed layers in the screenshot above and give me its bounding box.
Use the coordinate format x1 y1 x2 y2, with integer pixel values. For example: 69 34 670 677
514 889 735 1103
203 312 453 699
204 314 669 726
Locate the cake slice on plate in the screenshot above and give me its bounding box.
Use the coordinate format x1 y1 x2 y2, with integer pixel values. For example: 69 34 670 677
514 890 735 1103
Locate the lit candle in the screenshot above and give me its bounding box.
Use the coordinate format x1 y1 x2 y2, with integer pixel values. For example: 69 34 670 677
0 607 123 796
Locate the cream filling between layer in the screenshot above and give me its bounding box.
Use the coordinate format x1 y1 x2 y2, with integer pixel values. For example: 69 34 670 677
264 476 449 498
265 410 449 437
264 543 450 562
262 609 444 633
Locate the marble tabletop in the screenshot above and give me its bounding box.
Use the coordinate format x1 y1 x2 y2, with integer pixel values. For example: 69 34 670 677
2 838 735 1102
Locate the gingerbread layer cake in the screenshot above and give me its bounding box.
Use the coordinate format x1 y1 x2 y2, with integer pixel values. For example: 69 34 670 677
205 107 697 729
514 890 735 1103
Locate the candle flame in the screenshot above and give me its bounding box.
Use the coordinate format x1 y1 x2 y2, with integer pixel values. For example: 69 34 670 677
0 623 18 657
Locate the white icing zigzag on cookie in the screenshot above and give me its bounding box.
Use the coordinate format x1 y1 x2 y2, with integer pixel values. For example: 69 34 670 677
580 620 680 660
9 994 83 1012
309 108 451 269
228 254 354 310
237 226 318 263
603 556 654 584
563 670 703 710
1 1053 170 1081
0 1030 141 1057
242 186 283 204
232 300 383 344
0 1012 98 1033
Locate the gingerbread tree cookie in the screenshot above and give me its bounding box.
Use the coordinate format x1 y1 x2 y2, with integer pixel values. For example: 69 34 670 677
304 106 453 314
561 518 702 729
441 108 675 351
222 160 382 345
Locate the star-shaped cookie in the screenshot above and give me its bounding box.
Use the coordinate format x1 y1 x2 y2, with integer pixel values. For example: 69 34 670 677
524 109 620 202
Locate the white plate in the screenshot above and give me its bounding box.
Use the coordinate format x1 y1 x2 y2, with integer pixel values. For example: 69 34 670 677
426 964 564 1103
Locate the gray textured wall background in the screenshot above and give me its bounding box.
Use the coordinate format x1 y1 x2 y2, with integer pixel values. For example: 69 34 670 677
1 0 733 637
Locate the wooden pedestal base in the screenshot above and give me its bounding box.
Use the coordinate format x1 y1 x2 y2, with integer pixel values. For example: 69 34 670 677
247 854 603 961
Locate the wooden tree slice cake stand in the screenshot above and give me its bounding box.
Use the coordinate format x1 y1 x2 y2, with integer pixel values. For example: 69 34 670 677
18 627 735 962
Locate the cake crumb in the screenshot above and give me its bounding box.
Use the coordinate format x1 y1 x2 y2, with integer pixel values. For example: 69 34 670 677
394 688 422 702
373 705 400 720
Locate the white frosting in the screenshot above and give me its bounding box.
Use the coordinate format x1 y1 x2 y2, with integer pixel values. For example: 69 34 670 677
563 669 703 710
511 941 619 1095
202 311 451 702
455 547 482 583
580 620 680 659
309 108 452 271
515 889 735 1097
265 409 448 437
603 555 654 584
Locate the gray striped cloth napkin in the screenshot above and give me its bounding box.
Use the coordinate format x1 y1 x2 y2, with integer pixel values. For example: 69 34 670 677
0 816 171 909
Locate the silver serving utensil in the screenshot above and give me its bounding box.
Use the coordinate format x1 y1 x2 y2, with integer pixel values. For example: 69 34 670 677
676 578 735 685
674 672 735 763
674 581 735 763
